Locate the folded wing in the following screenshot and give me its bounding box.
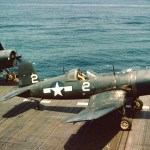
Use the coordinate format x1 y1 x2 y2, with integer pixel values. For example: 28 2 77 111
66 90 126 123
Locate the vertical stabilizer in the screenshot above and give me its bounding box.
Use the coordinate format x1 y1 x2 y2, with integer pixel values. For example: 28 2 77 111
18 61 40 87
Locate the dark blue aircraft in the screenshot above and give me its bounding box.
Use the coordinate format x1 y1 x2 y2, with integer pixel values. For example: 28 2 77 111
0 43 21 81
0 43 21 72
1 61 148 131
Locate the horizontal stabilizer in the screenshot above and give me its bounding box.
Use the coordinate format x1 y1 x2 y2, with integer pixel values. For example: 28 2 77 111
66 90 126 123
0 86 31 102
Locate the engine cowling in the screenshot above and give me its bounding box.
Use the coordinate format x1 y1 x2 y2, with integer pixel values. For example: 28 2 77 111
0 50 17 70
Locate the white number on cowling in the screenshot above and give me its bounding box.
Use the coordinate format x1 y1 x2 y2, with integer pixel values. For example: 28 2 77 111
82 82 90 91
31 73 39 83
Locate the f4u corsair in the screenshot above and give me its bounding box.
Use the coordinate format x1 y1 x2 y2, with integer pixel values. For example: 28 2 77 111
0 43 21 81
0 43 21 72
0 61 148 131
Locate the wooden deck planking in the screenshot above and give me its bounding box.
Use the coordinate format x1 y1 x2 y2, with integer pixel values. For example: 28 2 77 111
0 84 150 149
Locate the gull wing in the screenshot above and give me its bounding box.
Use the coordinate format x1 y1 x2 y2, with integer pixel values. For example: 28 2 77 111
0 86 31 102
66 90 126 123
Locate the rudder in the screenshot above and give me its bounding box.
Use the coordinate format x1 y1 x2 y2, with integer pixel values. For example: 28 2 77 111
18 61 40 87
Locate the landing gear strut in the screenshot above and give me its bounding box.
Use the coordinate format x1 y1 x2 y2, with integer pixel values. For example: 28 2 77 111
31 98 42 110
35 101 40 110
131 99 143 111
119 107 132 131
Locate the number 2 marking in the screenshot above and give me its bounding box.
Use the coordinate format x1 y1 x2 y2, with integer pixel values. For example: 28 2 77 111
82 82 90 91
31 73 39 83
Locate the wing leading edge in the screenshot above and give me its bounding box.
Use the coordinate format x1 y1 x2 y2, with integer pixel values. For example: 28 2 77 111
66 90 126 123
0 86 31 102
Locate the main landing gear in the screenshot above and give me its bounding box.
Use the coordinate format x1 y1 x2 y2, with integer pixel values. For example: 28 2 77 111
30 98 42 110
131 98 143 111
119 98 143 131
119 107 132 131
120 117 132 131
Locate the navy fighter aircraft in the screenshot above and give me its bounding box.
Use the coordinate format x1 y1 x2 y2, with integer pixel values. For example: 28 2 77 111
0 61 148 131
0 43 21 81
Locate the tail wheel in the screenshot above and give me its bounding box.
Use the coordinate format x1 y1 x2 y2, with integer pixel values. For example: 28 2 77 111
120 117 132 131
131 99 143 111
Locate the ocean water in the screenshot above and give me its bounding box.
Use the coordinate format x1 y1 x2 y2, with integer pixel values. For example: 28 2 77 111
1 0 150 79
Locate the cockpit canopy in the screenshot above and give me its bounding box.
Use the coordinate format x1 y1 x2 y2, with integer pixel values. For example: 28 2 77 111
65 68 96 81
66 68 79 80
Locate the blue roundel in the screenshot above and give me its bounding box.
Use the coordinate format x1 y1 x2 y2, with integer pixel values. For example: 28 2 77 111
50 81 65 97
50 81 64 88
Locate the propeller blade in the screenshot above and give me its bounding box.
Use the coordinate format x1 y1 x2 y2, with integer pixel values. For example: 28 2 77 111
0 43 4 50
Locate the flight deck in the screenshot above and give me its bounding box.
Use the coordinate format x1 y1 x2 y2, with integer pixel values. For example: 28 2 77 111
0 83 150 150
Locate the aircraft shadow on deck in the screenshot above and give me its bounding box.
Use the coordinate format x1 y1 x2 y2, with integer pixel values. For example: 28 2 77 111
2 101 150 149
2 102 123 149
3 100 150 119
125 108 150 119
64 109 150 149
64 111 122 150
2 102 35 118
132 110 150 119
2 102 85 118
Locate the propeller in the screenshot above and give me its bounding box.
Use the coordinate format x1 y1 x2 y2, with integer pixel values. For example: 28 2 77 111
0 43 23 69
0 43 4 50
9 51 22 67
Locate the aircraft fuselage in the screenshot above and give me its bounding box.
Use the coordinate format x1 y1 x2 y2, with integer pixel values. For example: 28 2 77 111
24 69 150 100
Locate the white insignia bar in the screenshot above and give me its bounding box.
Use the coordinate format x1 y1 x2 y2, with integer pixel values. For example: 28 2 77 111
43 82 72 97
43 88 51 94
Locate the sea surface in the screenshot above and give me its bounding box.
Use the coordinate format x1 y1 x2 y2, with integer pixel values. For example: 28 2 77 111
1 0 150 79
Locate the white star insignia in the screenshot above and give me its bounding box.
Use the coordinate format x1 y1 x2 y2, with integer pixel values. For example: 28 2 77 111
51 82 63 96
43 82 73 97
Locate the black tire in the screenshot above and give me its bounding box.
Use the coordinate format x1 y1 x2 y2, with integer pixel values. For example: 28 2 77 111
131 99 143 111
120 117 132 131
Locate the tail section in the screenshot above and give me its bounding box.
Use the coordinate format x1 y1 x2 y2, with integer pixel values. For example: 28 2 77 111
18 61 40 87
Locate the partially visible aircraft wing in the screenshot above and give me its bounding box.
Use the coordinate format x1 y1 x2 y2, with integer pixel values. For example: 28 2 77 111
66 90 126 123
0 86 31 102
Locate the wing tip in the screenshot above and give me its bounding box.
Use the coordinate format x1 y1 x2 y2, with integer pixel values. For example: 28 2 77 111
65 115 87 123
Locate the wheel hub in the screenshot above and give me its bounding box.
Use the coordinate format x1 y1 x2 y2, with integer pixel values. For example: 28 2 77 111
121 120 129 130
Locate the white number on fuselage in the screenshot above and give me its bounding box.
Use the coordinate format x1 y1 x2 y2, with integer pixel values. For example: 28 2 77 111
82 82 90 91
